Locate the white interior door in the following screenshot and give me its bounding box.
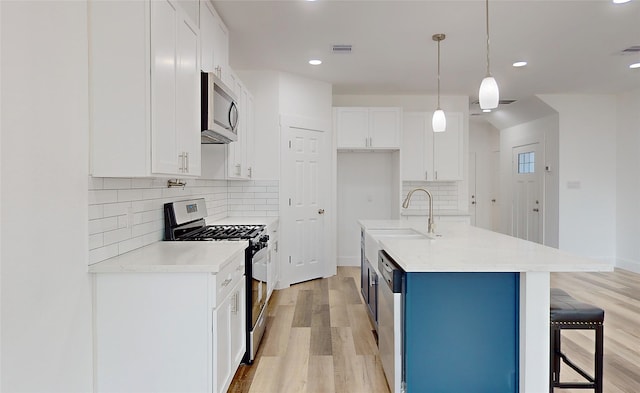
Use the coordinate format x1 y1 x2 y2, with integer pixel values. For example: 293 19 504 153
491 150 501 232
512 143 543 243
281 119 329 286
468 152 477 226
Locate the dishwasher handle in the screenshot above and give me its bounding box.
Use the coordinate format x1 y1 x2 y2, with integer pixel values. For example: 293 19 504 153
378 250 404 293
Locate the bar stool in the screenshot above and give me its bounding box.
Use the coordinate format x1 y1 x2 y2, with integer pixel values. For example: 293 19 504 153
550 288 604 393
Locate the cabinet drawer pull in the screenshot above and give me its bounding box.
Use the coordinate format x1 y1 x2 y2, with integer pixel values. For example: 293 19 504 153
221 278 232 288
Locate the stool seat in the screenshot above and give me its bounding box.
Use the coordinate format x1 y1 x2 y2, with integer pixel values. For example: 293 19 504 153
550 288 604 323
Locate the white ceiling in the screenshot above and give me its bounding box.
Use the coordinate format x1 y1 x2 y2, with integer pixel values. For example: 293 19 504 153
213 0 640 108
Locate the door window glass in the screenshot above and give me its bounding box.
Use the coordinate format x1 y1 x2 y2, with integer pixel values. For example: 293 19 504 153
518 151 535 174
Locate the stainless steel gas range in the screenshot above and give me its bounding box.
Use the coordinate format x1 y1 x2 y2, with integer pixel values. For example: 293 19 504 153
164 198 269 364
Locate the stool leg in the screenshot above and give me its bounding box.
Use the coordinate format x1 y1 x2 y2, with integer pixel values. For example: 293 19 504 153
554 327 562 384
595 325 604 393
550 326 555 393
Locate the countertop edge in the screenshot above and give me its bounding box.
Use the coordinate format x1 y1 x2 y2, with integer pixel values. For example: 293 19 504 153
88 241 248 274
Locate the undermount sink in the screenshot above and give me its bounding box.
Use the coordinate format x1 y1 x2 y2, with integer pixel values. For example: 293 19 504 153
368 228 428 239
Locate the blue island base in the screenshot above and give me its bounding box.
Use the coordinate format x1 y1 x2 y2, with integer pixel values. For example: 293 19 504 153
404 272 519 393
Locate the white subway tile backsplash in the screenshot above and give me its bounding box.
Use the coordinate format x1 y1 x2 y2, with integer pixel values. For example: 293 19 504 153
88 205 104 220
88 177 104 190
89 244 118 265
89 217 118 235
88 177 278 265
89 233 104 250
104 178 132 189
104 227 132 246
402 181 459 212
89 189 118 204
103 202 131 218
243 186 266 193
118 189 144 202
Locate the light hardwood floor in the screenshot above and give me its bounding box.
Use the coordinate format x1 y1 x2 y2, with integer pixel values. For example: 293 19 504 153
230 267 640 393
229 267 389 393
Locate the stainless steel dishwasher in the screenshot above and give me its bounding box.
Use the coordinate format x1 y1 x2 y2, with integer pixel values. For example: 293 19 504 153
378 250 405 393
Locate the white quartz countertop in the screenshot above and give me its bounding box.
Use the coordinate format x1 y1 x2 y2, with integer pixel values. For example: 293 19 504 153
88 241 248 273
359 220 613 273
207 216 278 227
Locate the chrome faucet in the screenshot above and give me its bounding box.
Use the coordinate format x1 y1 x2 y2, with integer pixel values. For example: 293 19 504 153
402 188 435 235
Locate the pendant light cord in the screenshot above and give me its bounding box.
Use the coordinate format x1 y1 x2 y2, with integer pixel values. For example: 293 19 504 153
485 0 491 77
437 38 441 108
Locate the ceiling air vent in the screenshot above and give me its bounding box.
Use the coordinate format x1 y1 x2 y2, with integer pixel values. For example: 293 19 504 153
621 45 640 54
471 99 516 105
332 44 352 54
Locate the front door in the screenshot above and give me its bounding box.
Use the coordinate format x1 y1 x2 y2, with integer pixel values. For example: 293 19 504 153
280 117 329 286
512 143 543 244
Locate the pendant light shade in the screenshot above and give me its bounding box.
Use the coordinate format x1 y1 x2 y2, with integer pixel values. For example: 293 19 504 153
432 109 446 132
432 33 446 132
479 0 499 110
479 76 499 109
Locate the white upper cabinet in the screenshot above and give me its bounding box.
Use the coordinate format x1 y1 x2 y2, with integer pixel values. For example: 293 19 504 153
227 78 254 179
200 77 255 180
335 107 401 149
200 0 216 72
89 0 200 177
402 111 463 181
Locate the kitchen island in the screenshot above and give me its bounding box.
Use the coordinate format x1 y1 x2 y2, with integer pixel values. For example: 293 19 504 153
360 220 612 393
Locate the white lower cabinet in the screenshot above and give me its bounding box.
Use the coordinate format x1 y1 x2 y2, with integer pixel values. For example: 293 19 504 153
214 279 246 393
94 253 245 393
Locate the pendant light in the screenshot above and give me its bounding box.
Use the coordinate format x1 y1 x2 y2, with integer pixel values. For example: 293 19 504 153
479 0 499 110
432 33 446 133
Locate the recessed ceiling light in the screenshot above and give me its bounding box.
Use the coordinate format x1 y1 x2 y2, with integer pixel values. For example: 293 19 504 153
308 59 322 66
513 61 527 68
630 62 640 69
613 0 631 4
482 109 492 113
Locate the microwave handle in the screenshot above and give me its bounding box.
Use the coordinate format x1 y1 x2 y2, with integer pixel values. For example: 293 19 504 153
229 101 239 131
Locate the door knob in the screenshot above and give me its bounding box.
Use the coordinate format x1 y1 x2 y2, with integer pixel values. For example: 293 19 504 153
318 209 325 215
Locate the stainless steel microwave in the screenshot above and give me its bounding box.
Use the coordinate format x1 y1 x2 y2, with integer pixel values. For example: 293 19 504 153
201 72 239 144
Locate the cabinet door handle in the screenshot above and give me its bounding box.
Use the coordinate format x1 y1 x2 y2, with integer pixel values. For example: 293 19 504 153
435 170 438 180
425 171 428 180
248 167 252 178
221 278 232 287
185 152 189 173
235 164 241 176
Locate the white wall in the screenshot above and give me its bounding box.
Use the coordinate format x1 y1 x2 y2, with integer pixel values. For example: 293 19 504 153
538 95 617 261
280 72 333 123
499 114 560 248
337 152 397 265
616 88 640 272
1 2 93 391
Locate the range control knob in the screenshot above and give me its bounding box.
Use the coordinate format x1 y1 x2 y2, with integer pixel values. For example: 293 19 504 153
259 235 270 243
